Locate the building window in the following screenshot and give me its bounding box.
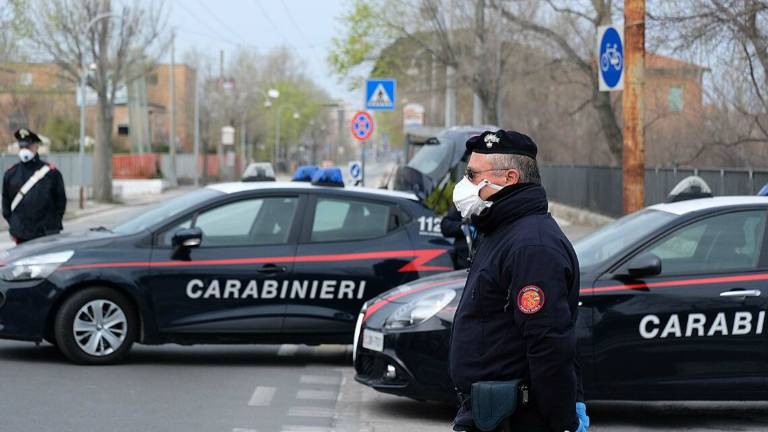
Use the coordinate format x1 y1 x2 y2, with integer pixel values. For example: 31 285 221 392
117 125 130 136
18 72 32 86
147 73 158 85
667 85 684 112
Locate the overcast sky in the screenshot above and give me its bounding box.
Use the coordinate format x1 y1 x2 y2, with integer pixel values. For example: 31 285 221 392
167 0 355 104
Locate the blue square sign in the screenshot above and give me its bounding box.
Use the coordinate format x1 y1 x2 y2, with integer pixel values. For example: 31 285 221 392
365 79 396 111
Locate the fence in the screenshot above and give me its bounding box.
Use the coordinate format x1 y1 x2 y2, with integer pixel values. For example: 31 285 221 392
541 165 768 217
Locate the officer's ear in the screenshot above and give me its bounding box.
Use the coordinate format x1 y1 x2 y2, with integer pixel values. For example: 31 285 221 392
505 168 520 185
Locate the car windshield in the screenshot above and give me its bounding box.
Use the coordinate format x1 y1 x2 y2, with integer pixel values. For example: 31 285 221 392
112 188 223 235
407 133 453 180
574 209 677 272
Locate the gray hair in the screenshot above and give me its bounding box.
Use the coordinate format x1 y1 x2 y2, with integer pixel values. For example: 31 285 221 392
485 153 541 184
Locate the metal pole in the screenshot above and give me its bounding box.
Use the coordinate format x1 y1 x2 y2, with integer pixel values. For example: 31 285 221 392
275 108 281 169
78 49 86 209
472 0 485 125
193 70 200 187
240 111 246 176
361 140 366 187
168 30 178 187
622 0 645 214
444 0 456 127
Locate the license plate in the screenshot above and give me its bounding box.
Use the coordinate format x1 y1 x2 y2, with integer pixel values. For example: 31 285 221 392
362 330 384 352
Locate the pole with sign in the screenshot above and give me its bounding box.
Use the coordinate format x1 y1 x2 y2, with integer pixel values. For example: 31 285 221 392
350 111 374 187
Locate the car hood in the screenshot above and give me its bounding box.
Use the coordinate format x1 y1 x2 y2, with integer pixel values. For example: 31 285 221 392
0 230 124 264
368 270 467 306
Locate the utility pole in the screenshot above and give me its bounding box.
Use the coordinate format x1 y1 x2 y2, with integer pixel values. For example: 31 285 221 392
472 0 485 125
168 29 178 187
193 69 200 187
444 0 456 127
623 0 645 214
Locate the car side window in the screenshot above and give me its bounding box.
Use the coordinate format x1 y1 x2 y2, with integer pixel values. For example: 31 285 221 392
310 198 390 242
641 210 767 276
162 197 298 247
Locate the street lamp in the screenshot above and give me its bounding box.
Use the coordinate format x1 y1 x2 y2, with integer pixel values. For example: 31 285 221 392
240 87 279 164
78 12 119 208
274 103 300 168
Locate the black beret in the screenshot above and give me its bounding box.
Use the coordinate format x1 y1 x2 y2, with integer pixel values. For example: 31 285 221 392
14 128 41 146
465 130 537 159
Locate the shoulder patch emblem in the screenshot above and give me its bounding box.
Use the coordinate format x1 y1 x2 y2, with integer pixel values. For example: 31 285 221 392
517 285 545 314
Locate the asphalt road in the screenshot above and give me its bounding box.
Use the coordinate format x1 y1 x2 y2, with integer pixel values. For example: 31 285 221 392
0 191 766 431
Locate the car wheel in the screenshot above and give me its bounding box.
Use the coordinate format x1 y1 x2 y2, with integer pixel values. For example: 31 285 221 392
53 287 137 365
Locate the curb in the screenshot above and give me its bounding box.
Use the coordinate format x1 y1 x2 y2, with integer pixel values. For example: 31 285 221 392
549 201 615 227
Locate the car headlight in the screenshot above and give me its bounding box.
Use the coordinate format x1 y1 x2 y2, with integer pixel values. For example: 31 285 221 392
384 289 456 329
0 250 74 281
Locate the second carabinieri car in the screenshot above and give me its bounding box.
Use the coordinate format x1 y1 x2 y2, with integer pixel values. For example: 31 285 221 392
355 196 768 402
0 175 453 364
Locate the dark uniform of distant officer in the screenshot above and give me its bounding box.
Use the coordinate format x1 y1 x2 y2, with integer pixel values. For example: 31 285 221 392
440 204 472 269
449 130 588 432
2 128 66 244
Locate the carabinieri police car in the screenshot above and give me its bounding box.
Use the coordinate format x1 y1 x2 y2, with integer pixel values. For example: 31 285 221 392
0 173 454 364
355 196 768 402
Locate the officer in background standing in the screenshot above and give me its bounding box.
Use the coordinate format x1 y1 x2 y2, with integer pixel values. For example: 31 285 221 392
440 204 472 270
2 128 67 244
449 130 588 432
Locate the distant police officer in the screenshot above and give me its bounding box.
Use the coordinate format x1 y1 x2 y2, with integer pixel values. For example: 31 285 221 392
440 204 473 269
2 128 66 244
449 130 588 432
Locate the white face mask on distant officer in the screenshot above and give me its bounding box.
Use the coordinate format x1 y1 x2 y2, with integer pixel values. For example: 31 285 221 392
452 176 503 218
18 148 35 163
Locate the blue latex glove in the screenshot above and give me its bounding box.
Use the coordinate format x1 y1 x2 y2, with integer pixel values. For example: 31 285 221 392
576 402 590 431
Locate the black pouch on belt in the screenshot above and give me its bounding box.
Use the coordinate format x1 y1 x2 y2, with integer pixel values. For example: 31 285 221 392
471 379 523 432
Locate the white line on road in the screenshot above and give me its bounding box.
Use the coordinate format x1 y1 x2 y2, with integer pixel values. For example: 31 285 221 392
299 375 341 386
281 426 334 432
287 406 335 418
233 429 258 432
248 386 276 406
296 389 337 400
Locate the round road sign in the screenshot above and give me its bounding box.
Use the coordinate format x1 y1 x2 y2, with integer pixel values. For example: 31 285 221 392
351 111 374 141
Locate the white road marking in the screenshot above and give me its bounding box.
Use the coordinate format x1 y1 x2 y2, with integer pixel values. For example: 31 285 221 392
287 406 335 418
278 344 299 356
299 375 342 386
281 427 334 432
296 389 337 400
554 216 572 227
233 429 258 432
248 386 276 406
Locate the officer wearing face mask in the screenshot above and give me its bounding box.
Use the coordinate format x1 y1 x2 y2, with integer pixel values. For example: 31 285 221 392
2 128 66 244
449 130 588 432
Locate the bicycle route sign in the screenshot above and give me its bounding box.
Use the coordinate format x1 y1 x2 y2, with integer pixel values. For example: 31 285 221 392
597 25 624 92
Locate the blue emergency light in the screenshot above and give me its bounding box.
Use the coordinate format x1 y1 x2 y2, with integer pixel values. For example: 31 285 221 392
311 167 345 187
292 165 319 182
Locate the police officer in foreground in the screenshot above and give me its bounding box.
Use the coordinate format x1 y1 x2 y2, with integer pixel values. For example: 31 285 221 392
449 130 588 432
2 128 66 244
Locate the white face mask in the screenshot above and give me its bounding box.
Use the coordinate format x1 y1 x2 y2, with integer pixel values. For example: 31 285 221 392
18 148 35 163
452 176 503 218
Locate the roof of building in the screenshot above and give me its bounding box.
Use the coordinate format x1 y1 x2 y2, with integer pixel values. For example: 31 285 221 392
646 53 708 72
648 196 768 215
206 181 420 201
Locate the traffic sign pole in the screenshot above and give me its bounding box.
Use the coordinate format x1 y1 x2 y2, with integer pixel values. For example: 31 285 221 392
361 141 366 187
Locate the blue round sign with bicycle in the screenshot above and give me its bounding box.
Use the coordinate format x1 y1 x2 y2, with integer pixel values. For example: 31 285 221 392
598 25 624 91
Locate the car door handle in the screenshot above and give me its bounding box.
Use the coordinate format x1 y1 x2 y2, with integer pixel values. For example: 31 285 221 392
257 264 287 274
720 289 762 298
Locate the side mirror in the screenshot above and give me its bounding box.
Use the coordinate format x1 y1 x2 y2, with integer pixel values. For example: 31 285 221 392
172 227 203 248
623 252 662 279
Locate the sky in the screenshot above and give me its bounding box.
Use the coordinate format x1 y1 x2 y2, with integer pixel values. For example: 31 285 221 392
167 0 355 104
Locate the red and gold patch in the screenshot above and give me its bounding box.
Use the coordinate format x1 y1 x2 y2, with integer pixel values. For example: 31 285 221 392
517 285 545 314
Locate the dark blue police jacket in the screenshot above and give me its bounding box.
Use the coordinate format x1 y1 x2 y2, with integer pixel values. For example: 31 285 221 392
449 183 582 432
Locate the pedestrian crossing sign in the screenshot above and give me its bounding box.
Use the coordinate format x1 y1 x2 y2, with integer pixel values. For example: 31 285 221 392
365 79 396 111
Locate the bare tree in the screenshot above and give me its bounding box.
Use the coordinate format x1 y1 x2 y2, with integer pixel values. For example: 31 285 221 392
649 0 768 164
23 0 168 202
493 0 624 163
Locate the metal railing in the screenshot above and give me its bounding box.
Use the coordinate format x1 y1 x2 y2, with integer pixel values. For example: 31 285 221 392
540 165 768 217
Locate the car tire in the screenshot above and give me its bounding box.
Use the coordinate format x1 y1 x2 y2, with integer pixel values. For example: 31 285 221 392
53 287 137 365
